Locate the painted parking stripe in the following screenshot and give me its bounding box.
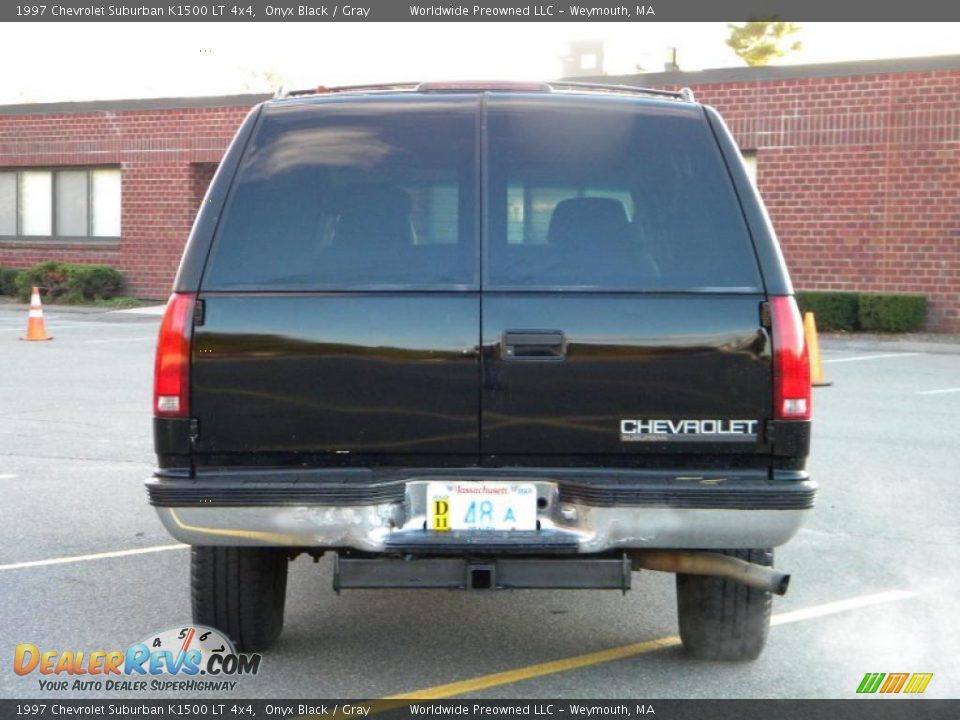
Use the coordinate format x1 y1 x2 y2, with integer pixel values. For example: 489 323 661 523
2 321 151 329
916 387 960 396
81 336 156 344
384 590 918 700
110 305 166 315
0 543 187 572
28 320 156 328
769 589 916 624
823 353 923 364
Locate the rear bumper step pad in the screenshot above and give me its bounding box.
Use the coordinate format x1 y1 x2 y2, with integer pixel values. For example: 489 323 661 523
147 475 815 511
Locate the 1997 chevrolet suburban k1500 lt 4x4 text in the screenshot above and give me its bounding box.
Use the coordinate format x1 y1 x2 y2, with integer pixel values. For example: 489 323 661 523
147 81 815 660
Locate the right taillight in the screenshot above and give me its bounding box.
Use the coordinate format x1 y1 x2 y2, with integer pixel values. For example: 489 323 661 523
770 296 811 421
154 292 196 418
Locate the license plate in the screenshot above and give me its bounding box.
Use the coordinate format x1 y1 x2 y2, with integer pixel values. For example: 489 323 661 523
427 482 537 531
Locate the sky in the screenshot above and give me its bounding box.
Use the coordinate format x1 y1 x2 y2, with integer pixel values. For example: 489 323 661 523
1 22 959 103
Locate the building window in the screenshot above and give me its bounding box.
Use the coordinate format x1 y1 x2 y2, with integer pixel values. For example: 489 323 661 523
741 151 758 187
20 171 52 236
0 173 17 235
0 168 121 240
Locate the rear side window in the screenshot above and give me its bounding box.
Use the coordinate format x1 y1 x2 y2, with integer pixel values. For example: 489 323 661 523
486 97 762 291
203 97 477 290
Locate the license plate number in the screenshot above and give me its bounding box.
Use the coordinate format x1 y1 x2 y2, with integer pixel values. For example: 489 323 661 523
427 482 537 531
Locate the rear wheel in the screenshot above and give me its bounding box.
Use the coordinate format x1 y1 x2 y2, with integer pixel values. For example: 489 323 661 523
676 548 773 661
191 546 289 652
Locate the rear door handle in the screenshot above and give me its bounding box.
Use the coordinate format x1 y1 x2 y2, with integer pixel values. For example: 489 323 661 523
502 330 566 360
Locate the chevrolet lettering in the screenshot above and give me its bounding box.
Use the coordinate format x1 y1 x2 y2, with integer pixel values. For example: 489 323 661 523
620 419 760 441
147 80 816 661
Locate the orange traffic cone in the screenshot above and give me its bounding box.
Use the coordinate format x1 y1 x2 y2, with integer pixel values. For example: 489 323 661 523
803 312 830 387
19 286 53 341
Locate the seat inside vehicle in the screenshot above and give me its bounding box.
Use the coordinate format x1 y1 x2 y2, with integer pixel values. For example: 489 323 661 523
331 182 415 251
493 194 661 288
546 197 630 249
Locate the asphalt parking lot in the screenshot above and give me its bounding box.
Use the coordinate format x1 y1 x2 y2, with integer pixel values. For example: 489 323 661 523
1 305 958 700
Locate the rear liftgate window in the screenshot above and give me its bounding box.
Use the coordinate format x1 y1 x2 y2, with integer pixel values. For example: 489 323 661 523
203 97 477 290
486 97 762 291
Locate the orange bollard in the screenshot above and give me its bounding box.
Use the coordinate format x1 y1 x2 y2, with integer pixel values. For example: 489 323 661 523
803 312 830 387
19 286 53 341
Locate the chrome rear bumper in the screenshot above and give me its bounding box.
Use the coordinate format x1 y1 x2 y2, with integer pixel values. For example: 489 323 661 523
150 477 815 551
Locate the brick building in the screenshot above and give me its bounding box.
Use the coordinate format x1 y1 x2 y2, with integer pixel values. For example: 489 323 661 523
1 55 959 329
0 93 265 298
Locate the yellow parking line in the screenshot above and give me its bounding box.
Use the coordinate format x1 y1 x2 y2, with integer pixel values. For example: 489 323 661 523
384 590 917 700
387 636 680 701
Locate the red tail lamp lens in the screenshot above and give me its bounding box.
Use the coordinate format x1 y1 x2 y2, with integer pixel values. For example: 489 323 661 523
770 296 811 420
154 293 196 417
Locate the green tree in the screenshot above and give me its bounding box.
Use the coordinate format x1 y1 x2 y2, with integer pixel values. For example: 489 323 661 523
726 21 803 67
239 68 287 93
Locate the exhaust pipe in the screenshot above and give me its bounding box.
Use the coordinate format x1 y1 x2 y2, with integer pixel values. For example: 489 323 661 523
632 550 790 596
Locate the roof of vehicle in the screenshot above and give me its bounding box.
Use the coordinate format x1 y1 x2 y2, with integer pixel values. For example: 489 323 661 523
270 80 697 104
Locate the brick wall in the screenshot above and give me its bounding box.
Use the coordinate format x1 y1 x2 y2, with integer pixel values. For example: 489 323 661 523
1 61 959 329
679 71 960 331
0 100 256 298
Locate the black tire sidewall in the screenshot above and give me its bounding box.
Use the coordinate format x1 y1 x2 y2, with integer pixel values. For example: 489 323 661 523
191 546 289 653
676 548 773 661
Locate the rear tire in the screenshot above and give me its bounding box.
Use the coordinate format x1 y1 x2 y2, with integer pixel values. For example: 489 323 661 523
676 548 773 661
191 546 289 652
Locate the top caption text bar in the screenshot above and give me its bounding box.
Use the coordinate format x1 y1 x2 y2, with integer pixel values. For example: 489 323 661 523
5 0 960 22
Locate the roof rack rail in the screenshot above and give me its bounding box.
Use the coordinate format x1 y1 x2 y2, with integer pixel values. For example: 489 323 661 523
276 81 697 102
417 80 552 93
547 81 696 102
282 82 421 98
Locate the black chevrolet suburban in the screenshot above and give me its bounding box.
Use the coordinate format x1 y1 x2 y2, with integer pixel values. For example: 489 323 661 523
148 81 815 660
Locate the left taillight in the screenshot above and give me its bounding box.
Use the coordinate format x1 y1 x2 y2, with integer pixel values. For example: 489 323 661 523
770 295 812 421
154 292 196 417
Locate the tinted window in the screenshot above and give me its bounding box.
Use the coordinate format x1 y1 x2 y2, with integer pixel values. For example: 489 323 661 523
204 97 477 290
487 97 761 290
